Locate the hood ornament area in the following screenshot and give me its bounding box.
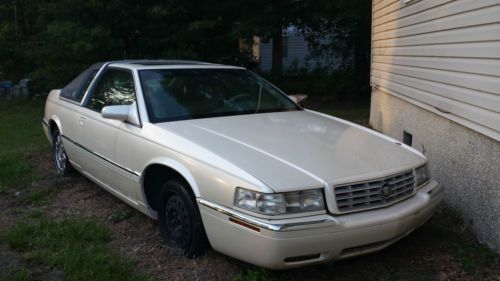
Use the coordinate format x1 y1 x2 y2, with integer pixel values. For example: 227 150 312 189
381 183 392 198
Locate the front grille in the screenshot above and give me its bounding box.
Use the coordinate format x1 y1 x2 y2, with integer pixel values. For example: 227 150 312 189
334 170 415 213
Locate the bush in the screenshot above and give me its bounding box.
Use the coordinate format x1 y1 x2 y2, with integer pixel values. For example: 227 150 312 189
259 67 367 100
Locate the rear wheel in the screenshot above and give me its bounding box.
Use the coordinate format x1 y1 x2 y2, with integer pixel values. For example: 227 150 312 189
52 129 72 176
158 180 208 258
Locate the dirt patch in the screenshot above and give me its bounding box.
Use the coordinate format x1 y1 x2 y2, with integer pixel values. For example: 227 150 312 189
1 154 499 281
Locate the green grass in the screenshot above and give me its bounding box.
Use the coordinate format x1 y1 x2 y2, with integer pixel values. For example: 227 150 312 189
453 240 497 280
0 99 49 190
234 269 275 281
304 99 371 126
110 209 135 223
418 210 498 281
27 186 56 206
0 98 153 279
319 106 370 125
3 216 153 281
0 269 33 281
0 153 34 190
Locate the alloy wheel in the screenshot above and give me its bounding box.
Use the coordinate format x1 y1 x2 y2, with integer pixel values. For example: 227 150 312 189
54 133 67 174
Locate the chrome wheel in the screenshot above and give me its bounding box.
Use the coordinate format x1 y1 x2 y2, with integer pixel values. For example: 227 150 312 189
53 132 68 175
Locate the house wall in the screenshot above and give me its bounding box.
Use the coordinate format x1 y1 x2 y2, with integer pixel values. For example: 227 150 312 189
370 0 500 251
258 28 335 71
259 32 311 71
371 0 500 140
371 90 500 252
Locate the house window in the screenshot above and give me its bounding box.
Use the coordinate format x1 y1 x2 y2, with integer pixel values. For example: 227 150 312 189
282 36 288 58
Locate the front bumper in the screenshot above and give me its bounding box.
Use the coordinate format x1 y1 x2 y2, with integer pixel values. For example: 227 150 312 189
198 180 443 269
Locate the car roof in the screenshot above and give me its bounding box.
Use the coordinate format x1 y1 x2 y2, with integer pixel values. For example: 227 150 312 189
107 60 244 70
118 59 211 66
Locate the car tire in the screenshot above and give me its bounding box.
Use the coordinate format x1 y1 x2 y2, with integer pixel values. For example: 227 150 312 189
158 180 208 258
52 129 72 176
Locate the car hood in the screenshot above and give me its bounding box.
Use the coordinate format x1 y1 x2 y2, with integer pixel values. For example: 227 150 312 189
155 110 425 192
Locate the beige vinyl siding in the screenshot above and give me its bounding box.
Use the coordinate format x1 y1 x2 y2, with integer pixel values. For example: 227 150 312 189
371 0 500 141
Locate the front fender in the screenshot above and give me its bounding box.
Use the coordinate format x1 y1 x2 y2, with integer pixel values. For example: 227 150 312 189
140 157 200 197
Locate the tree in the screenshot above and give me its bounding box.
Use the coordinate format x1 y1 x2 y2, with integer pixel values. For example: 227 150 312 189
297 0 372 94
235 0 305 73
0 0 372 96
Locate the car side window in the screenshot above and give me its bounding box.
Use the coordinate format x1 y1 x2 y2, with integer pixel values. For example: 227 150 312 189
79 69 98 99
86 68 136 112
60 64 101 102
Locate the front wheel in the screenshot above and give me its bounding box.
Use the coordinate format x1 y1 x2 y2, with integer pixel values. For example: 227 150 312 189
158 180 208 258
52 129 72 176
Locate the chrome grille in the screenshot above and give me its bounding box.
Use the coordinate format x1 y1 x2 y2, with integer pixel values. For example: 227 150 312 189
334 170 415 213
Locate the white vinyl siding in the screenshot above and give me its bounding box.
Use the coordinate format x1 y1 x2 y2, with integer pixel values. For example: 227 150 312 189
258 28 337 71
259 34 312 71
371 0 500 141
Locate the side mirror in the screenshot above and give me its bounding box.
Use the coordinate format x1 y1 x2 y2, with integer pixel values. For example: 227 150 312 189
101 101 140 126
288 94 308 105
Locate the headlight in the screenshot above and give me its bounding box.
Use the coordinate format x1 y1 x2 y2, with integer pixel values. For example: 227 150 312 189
235 187 325 215
415 164 430 187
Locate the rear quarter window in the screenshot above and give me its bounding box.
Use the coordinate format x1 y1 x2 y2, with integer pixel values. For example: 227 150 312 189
60 64 102 102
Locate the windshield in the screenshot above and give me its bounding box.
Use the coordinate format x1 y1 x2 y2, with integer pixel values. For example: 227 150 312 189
139 68 300 122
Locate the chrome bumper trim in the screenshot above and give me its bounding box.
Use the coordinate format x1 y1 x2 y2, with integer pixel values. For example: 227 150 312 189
198 199 337 232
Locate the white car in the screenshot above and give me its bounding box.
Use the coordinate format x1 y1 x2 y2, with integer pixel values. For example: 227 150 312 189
42 60 443 269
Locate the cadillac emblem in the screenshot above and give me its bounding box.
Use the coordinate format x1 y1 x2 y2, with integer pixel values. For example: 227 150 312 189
381 184 392 198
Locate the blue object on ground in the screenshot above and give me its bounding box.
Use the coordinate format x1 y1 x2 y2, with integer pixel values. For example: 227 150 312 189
0 81 13 89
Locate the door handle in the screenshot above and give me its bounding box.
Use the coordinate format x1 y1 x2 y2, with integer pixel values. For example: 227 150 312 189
78 116 86 126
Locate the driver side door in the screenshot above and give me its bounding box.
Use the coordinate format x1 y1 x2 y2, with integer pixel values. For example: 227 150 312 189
76 67 137 200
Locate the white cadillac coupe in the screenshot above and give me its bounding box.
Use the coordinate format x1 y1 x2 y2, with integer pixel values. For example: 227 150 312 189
43 60 443 269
